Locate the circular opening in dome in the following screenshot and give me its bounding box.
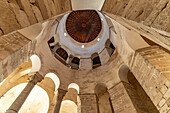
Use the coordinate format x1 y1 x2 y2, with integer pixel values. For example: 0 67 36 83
66 10 102 43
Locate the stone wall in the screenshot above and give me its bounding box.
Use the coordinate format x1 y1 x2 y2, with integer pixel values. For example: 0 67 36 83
0 32 32 82
102 0 170 33
79 94 98 113
104 12 170 52
130 45 170 113
0 0 72 36
108 82 137 113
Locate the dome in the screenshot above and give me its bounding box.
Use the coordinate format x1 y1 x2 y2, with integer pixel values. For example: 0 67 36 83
66 10 102 43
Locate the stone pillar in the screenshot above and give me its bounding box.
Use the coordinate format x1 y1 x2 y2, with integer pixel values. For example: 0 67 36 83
130 46 170 112
63 88 78 104
53 89 67 113
6 73 43 113
108 82 138 113
79 94 98 113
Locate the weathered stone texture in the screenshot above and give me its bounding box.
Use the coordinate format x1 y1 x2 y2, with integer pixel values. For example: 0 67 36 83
47 0 57 16
130 45 170 113
31 5 43 22
0 0 71 36
36 0 52 19
0 0 21 34
144 0 169 26
0 32 31 78
108 82 137 113
80 58 92 70
102 0 170 32
79 94 98 113
54 0 72 14
123 82 150 113
151 1 170 32
9 3 31 28
16 0 37 24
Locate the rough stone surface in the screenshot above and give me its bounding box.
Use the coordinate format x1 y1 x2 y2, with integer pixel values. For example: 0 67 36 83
152 1 170 32
108 82 138 113
16 0 37 24
102 0 170 32
0 32 31 78
0 0 21 34
80 58 92 70
9 3 30 28
144 0 169 26
47 0 56 16
54 0 72 14
36 0 52 19
31 4 43 22
130 46 170 112
79 94 98 113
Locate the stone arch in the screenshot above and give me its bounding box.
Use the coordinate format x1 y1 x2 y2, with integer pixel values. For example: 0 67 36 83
68 83 80 94
60 83 80 113
8 54 41 83
118 65 129 83
118 65 159 113
45 73 60 91
95 83 107 96
0 55 42 98
0 83 50 113
30 54 41 73
0 73 57 113
123 29 150 51
95 83 114 113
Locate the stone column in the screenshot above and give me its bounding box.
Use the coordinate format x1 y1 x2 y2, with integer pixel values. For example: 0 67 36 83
53 89 67 113
108 82 138 113
6 73 43 113
63 88 78 104
79 94 98 113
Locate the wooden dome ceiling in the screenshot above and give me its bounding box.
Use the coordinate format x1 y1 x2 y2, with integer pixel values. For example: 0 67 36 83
66 10 102 43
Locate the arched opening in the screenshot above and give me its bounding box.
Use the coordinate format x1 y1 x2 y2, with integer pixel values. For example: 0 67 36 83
92 53 101 69
105 39 115 56
95 83 114 113
30 54 41 73
70 57 80 70
48 36 55 50
54 48 68 65
56 48 68 61
119 65 159 113
48 34 60 50
59 83 80 113
45 73 60 91
0 83 49 113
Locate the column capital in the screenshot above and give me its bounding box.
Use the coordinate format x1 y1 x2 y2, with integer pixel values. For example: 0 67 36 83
57 89 67 97
29 72 44 85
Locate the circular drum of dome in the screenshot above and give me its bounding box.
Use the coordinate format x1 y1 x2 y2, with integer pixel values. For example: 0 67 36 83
66 10 102 43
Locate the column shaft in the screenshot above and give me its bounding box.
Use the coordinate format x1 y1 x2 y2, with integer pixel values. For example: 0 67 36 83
53 89 67 113
6 73 43 113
